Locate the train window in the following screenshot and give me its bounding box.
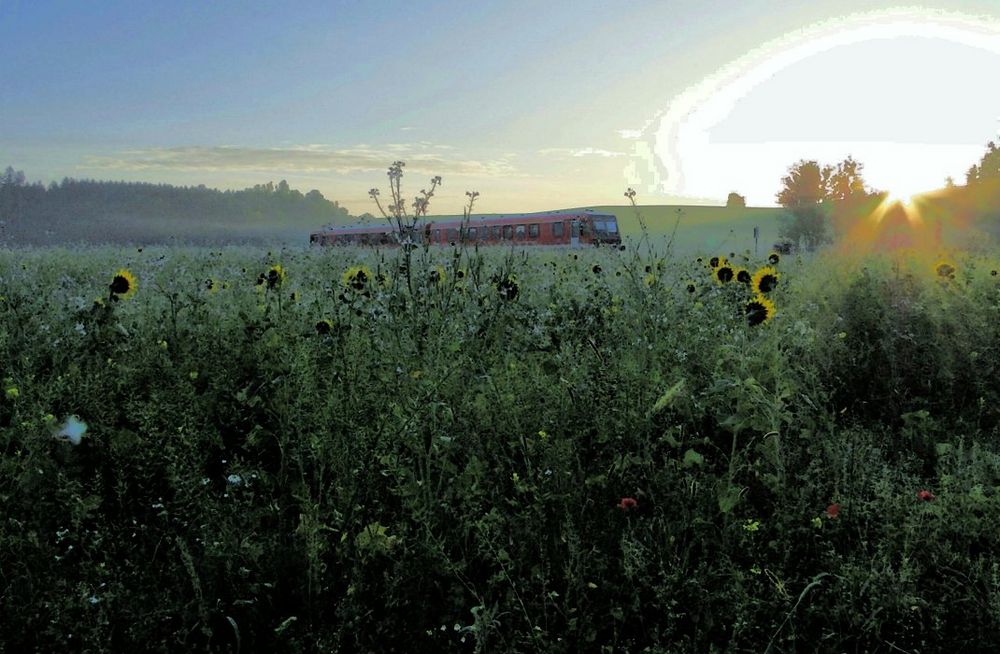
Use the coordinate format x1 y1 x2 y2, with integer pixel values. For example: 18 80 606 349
528 224 540 238
607 218 619 233
594 220 607 233
447 228 459 242
434 229 441 242
515 225 526 239
468 227 478 239
580 220 592 236
552 222 564 238
502 225 514 240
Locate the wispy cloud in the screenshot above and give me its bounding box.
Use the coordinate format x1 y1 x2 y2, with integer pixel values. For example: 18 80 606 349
538 147 627 158
81 144 518 177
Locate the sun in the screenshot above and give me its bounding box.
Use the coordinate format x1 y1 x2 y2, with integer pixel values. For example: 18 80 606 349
886 189 916 207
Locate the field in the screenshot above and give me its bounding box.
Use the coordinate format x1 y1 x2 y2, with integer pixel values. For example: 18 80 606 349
3 237 1000 652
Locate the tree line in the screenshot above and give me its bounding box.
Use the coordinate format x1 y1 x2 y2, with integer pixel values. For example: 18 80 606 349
0 169 353 244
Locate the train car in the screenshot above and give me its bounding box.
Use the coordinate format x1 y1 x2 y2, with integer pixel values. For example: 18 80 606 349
309 211 621 247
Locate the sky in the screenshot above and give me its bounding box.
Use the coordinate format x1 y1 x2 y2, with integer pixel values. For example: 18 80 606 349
3 0 1000 215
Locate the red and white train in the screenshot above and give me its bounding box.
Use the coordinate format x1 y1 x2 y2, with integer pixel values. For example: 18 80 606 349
309 211 621 247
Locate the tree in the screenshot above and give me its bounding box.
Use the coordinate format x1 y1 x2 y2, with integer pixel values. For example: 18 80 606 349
776 160 825 208
726 192 746 208
822 156 869 202
776 157 877 251
776 160 829 251
0 166 27 233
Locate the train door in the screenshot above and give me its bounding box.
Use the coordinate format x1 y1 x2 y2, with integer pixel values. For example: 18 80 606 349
570 220 580 247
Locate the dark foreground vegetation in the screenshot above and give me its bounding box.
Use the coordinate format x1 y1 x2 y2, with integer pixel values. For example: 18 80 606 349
2 239 1000 652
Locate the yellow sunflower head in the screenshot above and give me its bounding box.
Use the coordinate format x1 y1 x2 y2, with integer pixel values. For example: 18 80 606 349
429 265 446 285
266 264 286 290
315 318 334 335
735 268 752 285
751 266 780 294
934 260 956 279
109 268 137 300
714 264 735 284
342 265 372 291
746 295 776 326
768 252 780 265
709 255 728 269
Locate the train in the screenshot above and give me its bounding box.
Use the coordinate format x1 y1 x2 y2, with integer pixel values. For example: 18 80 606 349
309 210 622 247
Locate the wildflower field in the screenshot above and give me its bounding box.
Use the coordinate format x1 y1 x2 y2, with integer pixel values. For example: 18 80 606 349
3 239 1000 652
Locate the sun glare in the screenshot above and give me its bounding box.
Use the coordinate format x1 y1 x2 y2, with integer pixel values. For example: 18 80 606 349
887 190 915 207
626 7 1000 204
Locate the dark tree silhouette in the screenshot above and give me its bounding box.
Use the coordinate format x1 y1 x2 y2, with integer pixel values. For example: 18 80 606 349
0 168 354 244
726 192 746 208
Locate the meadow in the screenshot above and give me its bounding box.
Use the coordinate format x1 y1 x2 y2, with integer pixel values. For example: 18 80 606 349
2 232 1000 652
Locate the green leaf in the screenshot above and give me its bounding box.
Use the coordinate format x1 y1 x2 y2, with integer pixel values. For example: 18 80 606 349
717 484 744 514
682 449 704 468
650 379 686 415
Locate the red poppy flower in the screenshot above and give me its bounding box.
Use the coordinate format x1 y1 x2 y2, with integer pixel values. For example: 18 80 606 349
917 490 936 501
825 503 840 519
617 497 638 511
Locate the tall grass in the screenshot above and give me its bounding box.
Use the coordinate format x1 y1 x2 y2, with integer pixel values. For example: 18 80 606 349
2 204 1000 651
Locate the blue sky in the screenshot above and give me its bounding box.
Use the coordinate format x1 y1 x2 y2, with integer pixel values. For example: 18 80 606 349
4 1 1000 213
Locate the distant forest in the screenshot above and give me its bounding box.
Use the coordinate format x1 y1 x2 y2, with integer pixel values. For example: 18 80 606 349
0 168 354 245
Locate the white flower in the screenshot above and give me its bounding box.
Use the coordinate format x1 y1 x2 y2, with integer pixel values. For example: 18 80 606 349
55 416 87 445
226 474 243 486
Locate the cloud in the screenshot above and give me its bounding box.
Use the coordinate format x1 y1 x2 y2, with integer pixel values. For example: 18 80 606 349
81 144 518 177
627 7 1000 200
538 147 626 158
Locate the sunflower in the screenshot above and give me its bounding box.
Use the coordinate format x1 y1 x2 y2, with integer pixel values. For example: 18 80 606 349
109 269 137 300
315 319 334 335
768 252 780 265
751 266 780 294
934 261 956 278
497 275 519 301
429 265 446 285
709 256 728 269
592 265 602 275
686 282 696 294
342 265 372 291
644 273 657 287
204 278 219 293
736 268 752 285
715 265 734 283
266 264 286 290
745 295 776 326
376 271 391 289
